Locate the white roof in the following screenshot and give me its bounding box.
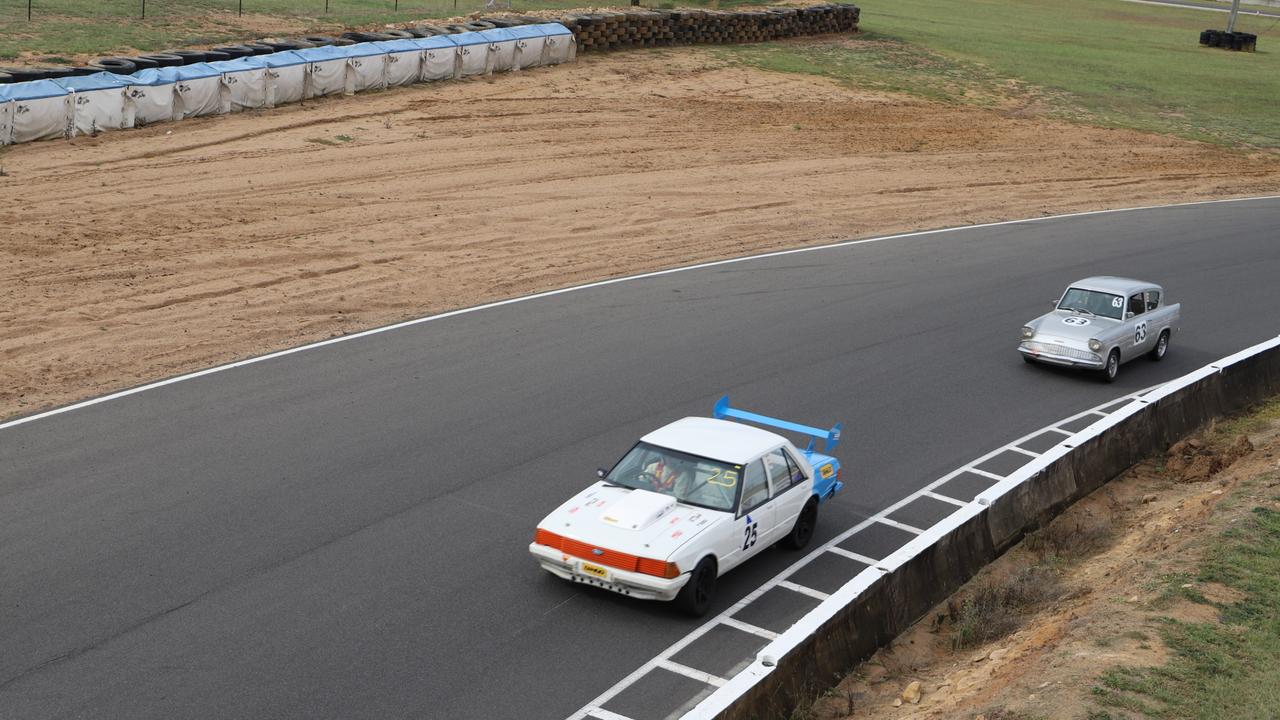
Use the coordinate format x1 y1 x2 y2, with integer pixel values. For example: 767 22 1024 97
641 417 785 465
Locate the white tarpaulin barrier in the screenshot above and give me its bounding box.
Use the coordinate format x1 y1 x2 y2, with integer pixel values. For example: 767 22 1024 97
293 45 351 98
53 72 132 136
416 35 460 81
344 43 389 93
453 32 492 77
0 23 574 145
540 23 577 65
373 39 425 87
476 28 519 73
127 67 179 126
0 80 70 143
241 51 308 107
173 63 227 119
214 57 271 112
0 100 12 146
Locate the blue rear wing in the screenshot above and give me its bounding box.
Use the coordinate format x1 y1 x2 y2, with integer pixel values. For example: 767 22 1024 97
712 396 841 454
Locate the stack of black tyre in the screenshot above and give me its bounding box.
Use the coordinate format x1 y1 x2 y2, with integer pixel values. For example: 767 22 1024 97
1200 28 1257 52
562 3 859 53
0 65 101 83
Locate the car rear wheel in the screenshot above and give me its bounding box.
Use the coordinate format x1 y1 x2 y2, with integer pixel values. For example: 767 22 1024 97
1148 331 1169 361
782 497 818 550
1101 349 1120 383
675 557 716 617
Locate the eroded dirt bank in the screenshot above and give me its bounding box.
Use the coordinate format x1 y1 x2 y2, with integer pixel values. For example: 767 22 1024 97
3 46 1279 419
807 405 1280 719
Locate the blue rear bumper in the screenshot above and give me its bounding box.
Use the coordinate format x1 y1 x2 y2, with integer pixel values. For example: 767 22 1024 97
807 452 842 503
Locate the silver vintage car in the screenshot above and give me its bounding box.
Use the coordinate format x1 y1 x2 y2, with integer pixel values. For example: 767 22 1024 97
1019 276 1181 382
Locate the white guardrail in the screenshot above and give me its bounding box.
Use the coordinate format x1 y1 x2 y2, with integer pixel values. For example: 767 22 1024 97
687 331 1280 719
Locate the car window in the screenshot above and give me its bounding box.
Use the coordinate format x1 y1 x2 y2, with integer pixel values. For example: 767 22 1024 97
763 449 792 491
740 460 770 514
1127 294 1145 316
783 450 807 487
1058 287 1124 320
1146 290 1160 311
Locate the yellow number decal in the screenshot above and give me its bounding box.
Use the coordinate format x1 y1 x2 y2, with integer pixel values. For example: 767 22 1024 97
707 469 738 488
819 464 835 479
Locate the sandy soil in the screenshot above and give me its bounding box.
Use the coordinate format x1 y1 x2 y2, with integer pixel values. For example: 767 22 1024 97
3 45 1279 420
809 414 1280 720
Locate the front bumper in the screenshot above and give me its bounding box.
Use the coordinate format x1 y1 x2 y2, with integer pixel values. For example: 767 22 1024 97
1019 341 1104 369
529 542 689 602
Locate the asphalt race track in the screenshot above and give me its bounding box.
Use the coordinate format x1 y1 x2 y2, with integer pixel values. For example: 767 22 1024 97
3 198 1279 720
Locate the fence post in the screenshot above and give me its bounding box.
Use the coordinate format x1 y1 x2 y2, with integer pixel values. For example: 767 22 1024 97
239 0 243 16
28 0 32 21
141 0 145 19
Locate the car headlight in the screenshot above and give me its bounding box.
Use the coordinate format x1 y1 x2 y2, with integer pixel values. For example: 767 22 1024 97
1021 326 1034 339
1088 339 1103 352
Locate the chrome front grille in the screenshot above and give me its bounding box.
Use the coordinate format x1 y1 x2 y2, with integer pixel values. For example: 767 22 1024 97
1022 341 1099 362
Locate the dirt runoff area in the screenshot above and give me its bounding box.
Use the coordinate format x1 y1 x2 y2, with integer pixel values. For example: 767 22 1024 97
4 46 1280 420
805 401 1280 720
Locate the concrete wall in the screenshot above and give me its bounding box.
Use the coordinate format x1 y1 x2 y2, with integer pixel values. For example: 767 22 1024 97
690 333 1280 720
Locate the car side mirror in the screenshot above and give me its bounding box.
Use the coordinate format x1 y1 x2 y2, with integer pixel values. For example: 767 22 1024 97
596 468 608 479
1125 311 1134 319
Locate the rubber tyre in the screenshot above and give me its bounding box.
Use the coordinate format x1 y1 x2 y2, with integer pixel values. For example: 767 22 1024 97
167 50 208 64
782 497 819 550
211 45 255 59
675 557 716 617
1147 330 1170 361
136 53 184 67
1101 349 1121 383
88 58 138 75
242 43 276 55
303 35 341 46
381 29 416 39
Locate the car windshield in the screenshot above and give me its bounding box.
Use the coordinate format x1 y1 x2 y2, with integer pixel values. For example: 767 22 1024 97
1058 287 1124 320
605 442 741 512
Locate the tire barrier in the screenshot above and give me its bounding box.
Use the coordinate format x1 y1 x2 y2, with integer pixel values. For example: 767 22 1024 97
0 23 576 145
1200 28 1258 52
561 3 860 53
686 333 1280 719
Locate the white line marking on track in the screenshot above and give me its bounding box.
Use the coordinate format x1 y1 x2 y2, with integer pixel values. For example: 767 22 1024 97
720 617 779 640
923 491 968 508
778 581 830 601
1045 428 1075 437
827 547 881 566
876 518 924 534
967 467 1009 481
566 385 1164 719
1008 446 1040 458
656 660 727 687
4 195 1276 433
584 708 635 720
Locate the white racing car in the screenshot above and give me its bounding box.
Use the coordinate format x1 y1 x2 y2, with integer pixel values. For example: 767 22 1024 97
529 397 844 616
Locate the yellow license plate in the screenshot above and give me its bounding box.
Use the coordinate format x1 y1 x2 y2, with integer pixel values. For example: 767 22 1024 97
581 562 609 578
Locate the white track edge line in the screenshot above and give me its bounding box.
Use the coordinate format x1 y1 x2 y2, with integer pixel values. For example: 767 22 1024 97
720 618 779 640
656 660 728 688
584 708 634 720
778 581 830 601
4 194 1277 432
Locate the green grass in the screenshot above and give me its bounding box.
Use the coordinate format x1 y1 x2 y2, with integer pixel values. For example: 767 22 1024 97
722 0 1280 148
0 0 767 60
1091 503 1280 718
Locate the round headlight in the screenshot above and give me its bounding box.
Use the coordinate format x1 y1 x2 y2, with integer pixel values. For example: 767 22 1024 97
1088 339 1103 352
1021 326 1034 339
